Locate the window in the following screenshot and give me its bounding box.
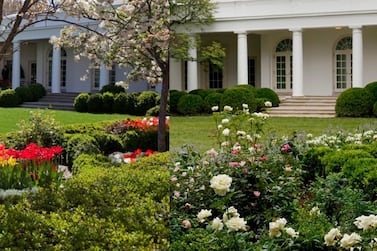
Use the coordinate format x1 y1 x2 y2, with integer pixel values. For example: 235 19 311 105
48 48 67 87
335 37 352 90
93 65 116 89
209 63 223 89
248 58 255 86
275 39 292 90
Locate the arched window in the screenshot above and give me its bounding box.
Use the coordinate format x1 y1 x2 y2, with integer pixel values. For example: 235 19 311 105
48 48 67 87
334 36 352 90
275 39 292 90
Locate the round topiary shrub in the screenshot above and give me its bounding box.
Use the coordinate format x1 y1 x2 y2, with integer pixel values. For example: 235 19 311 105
0 89 19 107
102 92 114 113
15 86 33 103
255 88 280 107
189 89 216 99
74 93 90 112
100 84 125 94
113 92 129 114
220 86 257 112
365 81 377 104
65 134 101 166
146 105 160 116
335 88 374 117
136 91 160 116
28 83 46 100
169 90 187 114
87 93 104 113
204 92 223 113
233 84 257 96
177 94 204 115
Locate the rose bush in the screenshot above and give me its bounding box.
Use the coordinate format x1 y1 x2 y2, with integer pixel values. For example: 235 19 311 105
170 104 377 250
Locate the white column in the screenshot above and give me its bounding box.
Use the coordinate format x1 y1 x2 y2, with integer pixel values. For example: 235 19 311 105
187 35 198 92
99 63 109 89
12 41 21 89
291 28 304 96
51 46 61 93
351 26 363 88
236 31 248 85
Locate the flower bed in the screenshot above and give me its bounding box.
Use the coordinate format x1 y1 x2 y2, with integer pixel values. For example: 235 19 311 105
170 105 377 250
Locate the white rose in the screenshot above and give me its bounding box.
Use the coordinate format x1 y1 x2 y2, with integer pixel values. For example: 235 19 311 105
223 105 233 111
210 174 232 196
197 209 212 223
211 217 224 231
221 118 230 124
223 206 240 222
285 227 299 238
340 233 362 249
242 103 248 109
324 228 342 246
225 217 247 232
269 222 282 237
222 128 230 136
211 106 219 111
264 101 272 107
354 214 377 231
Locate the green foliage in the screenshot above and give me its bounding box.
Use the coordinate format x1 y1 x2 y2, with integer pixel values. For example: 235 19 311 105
28 83 46 100
99 84 125 94
335 88 374 117
189 88 216 99
73 93 89 112
177 94 204 115
365 81 377 103
15 86 33 103
255 97 267 112
7 111 64 149
302 146 331 181
87 93 104 113
121 130 160 152
256 88 280 107
112 92 132 114
146 105 160 116
92 132 124 155
220 86 257 112
102 91 114 113
71 153 111 176
204 92 223 112
321 149 372 174
169 90 187 114
342 157 377 198
136 90 160 116
0 89 19 107
65 134 101 166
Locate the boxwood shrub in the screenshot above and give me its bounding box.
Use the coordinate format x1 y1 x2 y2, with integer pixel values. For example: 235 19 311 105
100 84 125 94
28 83 46 100
365 81 377 103
65 134 101 166
220 86 257 112
0 89 19 107
73 93 89 112
169 90 187 114
204 92 223 113
255 88 280 107
136 91 160 116
102 91 114 113
87 93 104 113
177 94 204 115
335 87 374 117
189 88 216 99
15 86 33 103
112 92 132 114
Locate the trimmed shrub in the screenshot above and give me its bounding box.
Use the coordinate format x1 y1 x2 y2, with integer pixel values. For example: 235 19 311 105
92 132 124 155
220 86 257 112
100 84 125 94
65 134 101 166
15 86 33 103
136 91 160 116
146 105 160 116
177 94 204 115
74 93 89 112
204 92 223 113
255 88 280 107
169 90 186 114
28 83 46 100
255 97 267 112
233 84 257 96
321 149 373 174
0 89 19 107
127 92 141 115
87 93 104 113
365 81 377 103
113 92 130 114
102 92 114 113
189 89 216 99
335 88 374 117
121 130 159 152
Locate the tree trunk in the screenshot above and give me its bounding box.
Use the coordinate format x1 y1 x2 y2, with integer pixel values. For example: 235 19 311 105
157 65 169 152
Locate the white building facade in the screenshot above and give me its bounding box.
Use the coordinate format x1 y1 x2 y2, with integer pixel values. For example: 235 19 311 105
170 0 377 96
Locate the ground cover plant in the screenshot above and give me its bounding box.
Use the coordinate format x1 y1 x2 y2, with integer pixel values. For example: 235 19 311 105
170 104 377 250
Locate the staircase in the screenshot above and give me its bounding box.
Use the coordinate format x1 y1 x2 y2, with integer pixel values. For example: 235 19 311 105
20 92 77 111
268 96 337 118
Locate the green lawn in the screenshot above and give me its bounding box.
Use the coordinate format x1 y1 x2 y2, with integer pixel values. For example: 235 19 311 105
170 115 377 152
0 108 134 134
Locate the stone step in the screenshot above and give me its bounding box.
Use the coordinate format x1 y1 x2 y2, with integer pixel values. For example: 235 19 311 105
19 92 77 111
268 96 337 117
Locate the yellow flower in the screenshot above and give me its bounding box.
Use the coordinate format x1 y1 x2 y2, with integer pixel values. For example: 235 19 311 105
6 157 17 167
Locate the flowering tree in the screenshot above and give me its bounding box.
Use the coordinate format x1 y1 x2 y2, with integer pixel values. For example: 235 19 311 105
0 0 58 57
51 0 222 152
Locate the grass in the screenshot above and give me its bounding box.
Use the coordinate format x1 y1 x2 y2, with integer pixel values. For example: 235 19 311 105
0 108 134 134
170 115 377 152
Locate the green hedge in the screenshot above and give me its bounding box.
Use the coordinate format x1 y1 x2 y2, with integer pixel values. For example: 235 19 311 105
335 88 374 117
